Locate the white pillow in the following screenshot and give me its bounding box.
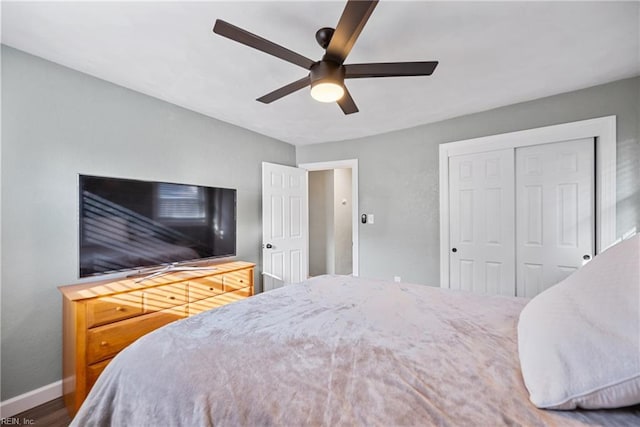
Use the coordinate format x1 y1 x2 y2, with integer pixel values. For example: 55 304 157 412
517 234 640 410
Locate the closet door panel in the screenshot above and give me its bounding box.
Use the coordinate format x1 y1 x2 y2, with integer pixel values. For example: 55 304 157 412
449 149 515 295
516 138 595 297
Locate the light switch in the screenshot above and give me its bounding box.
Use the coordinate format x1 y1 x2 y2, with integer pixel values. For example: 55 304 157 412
368 214 374 224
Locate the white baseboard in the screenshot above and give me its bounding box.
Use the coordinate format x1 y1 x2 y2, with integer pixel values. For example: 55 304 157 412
0 380 62 418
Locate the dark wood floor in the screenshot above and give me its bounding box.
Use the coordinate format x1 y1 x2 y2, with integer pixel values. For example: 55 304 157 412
10 397 71 427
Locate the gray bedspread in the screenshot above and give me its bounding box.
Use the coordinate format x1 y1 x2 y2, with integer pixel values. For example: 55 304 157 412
72 275 640 426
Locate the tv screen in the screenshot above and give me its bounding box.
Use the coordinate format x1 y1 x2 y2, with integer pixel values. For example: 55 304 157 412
79 175 236 277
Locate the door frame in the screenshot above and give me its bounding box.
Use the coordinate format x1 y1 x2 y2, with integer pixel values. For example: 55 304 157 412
298 159 359 276
439 116 616 288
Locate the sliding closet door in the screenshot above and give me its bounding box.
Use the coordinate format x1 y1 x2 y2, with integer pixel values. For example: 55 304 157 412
449 149 515 296
515 138 595 297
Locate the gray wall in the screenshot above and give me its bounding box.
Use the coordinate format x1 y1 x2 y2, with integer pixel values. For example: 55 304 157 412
0 46 295 400
297 77 640 285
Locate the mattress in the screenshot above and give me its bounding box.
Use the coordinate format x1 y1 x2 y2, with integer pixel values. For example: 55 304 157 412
71 275 640 426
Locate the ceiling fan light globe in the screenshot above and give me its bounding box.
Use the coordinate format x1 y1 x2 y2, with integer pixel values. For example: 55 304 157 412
310 82 345 103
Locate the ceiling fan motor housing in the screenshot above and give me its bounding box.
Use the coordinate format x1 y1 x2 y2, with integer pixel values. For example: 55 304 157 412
310 61 345 87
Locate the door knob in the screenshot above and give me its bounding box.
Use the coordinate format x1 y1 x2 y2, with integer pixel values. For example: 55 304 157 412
583 254 591 260
266 243 273 249
451 248 457 253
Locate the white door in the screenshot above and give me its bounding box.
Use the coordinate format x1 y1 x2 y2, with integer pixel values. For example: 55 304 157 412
516 138 594 297
449 149 516 295
262 162 308 290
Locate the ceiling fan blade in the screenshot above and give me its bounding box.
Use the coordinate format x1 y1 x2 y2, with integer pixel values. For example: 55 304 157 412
256 76 310 104
345 61 439 79
324 0 378 64
213 20 315 70
337 86 359 115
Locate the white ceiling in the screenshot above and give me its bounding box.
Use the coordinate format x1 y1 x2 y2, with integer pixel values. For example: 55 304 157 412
2 1 639 146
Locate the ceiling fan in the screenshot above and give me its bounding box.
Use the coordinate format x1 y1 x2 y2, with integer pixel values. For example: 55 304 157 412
212 0 438 115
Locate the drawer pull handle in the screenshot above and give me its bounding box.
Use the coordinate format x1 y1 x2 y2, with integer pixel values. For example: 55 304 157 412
100 341 108 347
115 307 125 312
168 296 175 300
209 287 214 291
240 279 244 283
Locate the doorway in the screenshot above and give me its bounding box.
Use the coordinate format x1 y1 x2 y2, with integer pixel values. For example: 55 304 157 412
308 168 352 276
299 159 359 277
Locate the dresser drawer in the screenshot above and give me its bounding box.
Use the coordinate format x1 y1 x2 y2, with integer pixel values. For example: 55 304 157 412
87 358 112 391
223 270 252 291
87 306 186 364
143 283 188 313
86 293 144 328
188 276 224 302
188 287 251 316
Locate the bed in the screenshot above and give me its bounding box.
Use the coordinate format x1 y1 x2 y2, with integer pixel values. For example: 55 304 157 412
71 274 640 426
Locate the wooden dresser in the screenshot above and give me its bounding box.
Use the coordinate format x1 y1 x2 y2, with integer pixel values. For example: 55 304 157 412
59 261 254 416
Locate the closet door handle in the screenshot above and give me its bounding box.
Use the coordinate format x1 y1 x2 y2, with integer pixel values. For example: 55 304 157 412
583 254 591 260
265 243 273 249
451 248 457 253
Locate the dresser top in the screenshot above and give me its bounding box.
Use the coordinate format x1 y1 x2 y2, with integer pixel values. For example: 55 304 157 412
59 261 255 301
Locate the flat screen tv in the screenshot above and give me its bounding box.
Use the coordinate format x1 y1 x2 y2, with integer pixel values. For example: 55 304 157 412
79 175 236 277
